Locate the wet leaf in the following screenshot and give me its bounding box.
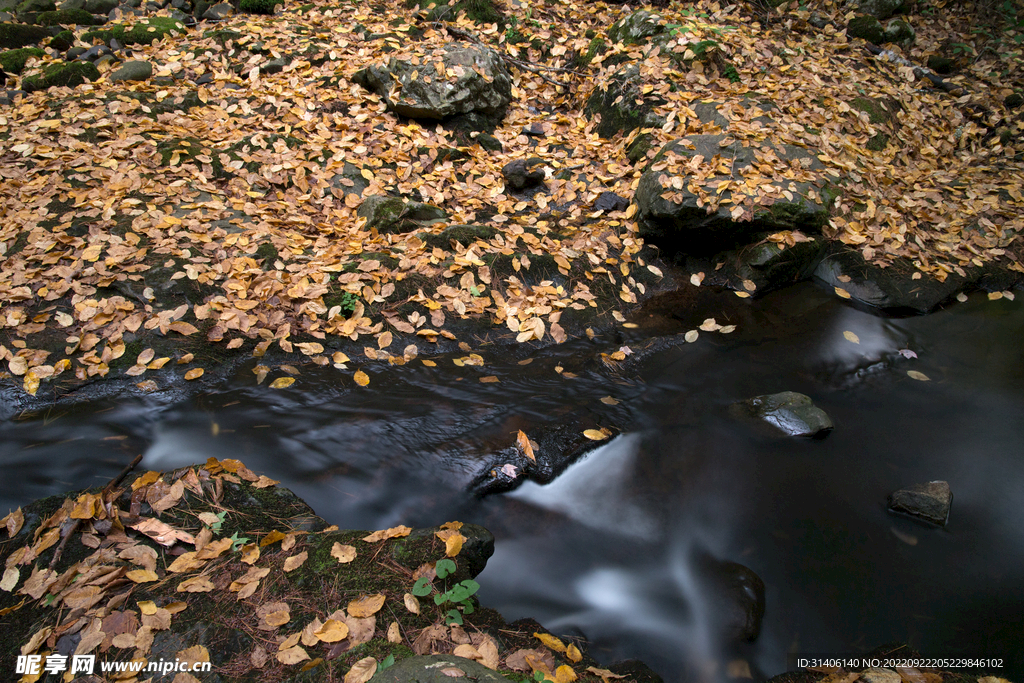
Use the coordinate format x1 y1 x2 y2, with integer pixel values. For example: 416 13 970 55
566 643 582 663
899 349 918 359
690 272 705 287
354 370 370 386
534 632 566 653
956 293 969 303
907 370 930 381
685 330 699 343
479 375 500 383
269 376 295 389
583 429 608 441
835 287 852 299
555 665 578 683
184 368 204 380
278 646 310 665
599 396 619 405
517 430 536 461
843 331 860 344
586 667 625 681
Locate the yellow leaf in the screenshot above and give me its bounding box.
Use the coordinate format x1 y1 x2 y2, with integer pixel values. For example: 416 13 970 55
347 593 385 618
684 330 699 343
331 543 357 563
835 287 852 299
184 368 204 380
284 551 308 572
583 429 608 441
354 370 370 386
378 331 393 349
177 576 215 593
344 657 377 683
517 430 536 461
269 377 295 389
314 619 349 643
435 529 465 557
480 376 500 383
566 644 582 663
261 530 287 547
422 360 437 367
907 370 930 381
126 569 158 583
362 525 412 542
554 665 578 683
843 331 860 344
82 244 103 261
599 396 619 405
404 593 420 614
277 646 310 665
534 632 566 653
168 321 200 336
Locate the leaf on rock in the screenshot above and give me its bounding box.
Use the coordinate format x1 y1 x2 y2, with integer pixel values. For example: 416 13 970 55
362 525 411 542
354 370 370 386
269 376 295 389
284 551 308 572
331 543 357 563
835 287 852 299
534 632 566 653
516 430 536 461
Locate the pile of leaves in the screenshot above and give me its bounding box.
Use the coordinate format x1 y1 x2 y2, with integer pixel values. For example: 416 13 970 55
0 456 635 682
1 0 1022 399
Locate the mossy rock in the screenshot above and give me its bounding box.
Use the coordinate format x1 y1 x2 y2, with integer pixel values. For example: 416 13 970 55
239 0 279 13
357 195 447 235
47 29 73 51
22 59 99 91
0 21 50 49
847 14 884 44
0 45 44 73
202 27 242 45
35 7 99 25
420 224 498 250
81 16 186 46
607 9 665 46
883 17 914 47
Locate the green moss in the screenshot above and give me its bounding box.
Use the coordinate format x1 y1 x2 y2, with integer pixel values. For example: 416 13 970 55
239 0 279 14
48 29 74 51
0 22 50 49
35 8 97 26
82 16 186 47
850 96 889 124
202 28 243 45
847 14 884 44
22 60 100 91
0 46 44 73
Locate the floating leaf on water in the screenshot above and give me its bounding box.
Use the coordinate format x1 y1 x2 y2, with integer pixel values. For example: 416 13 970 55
611 310 625 322
988 291 1003 300
422 360 437 367
184 368 204 381
269 377 294 389
907 370 930 381
684 330 699 343
891 527 918 546
843 331 860 344
834 287 851 299
899 349 917 359
583 429 609 441
956 292 968 303
690 272 704 287
599 396 619 405
734 291 750 298
622 322 638 328
353 370 370 386
479 376 499 383
719 325 736 333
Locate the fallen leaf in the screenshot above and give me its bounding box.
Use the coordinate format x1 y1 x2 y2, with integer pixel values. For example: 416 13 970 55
344 656 377 683
277 646 310 665
269 376 295 389
362 525 412 542
314 619 349 643
354 370 370 386
835 287 852 299
347 593 385 617
517 429 536 461
685 330 699 343
843 331 860 344
907 370 930 381
331 543 357 563
284 551 308 572
534 632 566 653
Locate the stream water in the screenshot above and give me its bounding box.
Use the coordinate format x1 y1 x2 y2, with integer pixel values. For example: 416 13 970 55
2 281 1022 682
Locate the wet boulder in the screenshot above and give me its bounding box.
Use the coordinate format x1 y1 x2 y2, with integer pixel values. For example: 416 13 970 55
353 43 512 123
594 191 629 212
814 247 968 313
887 480 952 526
634 136 831 256
109 59 152 82
717 234 827 295
696 554 766 643
847 14 885 44
730 391 833 438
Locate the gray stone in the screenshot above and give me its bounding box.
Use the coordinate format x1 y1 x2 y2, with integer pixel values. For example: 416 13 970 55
109 59 151 82
855 0 905 20
202 0 231 18
883 17 914 47
108 36 122 51
635 135 830 256
82 0 115 11
722 235 827 295
888 481 951 526
356 195 447 235
594 191 629 212
262 55 289 74
353 43 511 122
730 391 833 438
65 44 86 59
56 0 85 9
369 655 506 683
77 44 111 60
501 157 545 190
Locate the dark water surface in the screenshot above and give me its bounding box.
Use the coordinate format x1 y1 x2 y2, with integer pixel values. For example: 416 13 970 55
2 282 1022 682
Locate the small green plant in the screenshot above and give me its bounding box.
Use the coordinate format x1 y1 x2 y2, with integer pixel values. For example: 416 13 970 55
723 64 740 82
338 291 359 317
228 531 249 551
411 559 480 625
378 654 396 671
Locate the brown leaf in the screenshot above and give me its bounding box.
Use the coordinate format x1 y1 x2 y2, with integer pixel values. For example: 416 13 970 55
344 657 377 683
516 429 536 461
347 593 385 618
331 543 357 563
